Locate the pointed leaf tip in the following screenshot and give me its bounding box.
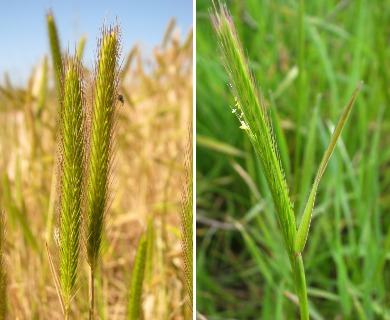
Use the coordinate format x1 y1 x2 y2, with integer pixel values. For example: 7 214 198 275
294 81 362 254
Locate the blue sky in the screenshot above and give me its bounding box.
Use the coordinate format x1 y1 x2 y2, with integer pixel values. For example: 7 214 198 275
0 0 193 86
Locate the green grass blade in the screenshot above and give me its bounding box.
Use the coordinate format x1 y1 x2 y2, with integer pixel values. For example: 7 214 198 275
293 0 307 195
236 223 276 289
197 135 245 157
298 94 321 214
127 235 147 320
295 81 363 254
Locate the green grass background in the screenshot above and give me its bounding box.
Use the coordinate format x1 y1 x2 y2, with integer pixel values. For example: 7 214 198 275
196 0 390 319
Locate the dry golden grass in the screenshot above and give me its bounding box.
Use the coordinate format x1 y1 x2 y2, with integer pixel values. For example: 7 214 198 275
0 20 192 319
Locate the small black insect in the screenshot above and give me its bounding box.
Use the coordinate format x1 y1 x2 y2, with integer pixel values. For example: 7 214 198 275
117 94 124 105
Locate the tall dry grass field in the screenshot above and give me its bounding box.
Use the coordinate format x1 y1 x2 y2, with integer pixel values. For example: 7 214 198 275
0 18 192 319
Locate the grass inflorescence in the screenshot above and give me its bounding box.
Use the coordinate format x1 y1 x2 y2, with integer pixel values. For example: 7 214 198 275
86 24 120 270
49 18 122 319
210 1 362 319
56 55 85 318
210 0 296 265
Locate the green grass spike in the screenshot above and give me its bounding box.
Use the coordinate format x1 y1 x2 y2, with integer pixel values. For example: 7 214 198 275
86 23 121 320
86 23 120 271
210 0 296 265
58 55 85 318
128 235 147 320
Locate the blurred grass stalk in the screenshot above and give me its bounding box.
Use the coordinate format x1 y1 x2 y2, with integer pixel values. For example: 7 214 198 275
0 209 7 319
127 235 147 320
86 24 120 320
47 11 63 101
210 2 361 319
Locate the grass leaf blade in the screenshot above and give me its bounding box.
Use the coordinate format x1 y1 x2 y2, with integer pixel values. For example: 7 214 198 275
295 81 363 254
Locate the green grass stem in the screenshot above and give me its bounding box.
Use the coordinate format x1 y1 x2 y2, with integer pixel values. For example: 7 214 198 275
294 254 308 320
